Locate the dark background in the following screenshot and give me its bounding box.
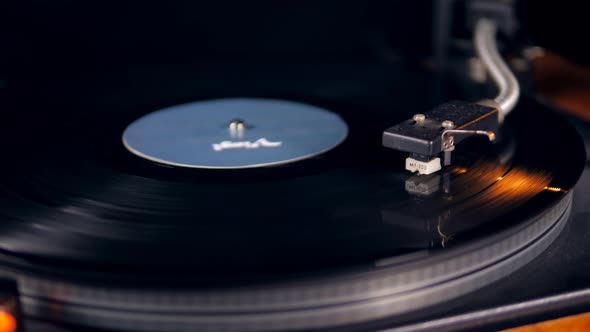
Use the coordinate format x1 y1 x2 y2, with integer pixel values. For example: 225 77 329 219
0 1 587 78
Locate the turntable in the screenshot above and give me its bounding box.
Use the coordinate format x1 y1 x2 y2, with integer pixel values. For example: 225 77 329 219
0 1 589 332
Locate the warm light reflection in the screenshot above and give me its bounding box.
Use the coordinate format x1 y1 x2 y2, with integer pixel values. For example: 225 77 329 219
482 167 552 202
404 158 569 247
451 167 469 175
544 186 566 193
440 160 555 226
0 311 16 332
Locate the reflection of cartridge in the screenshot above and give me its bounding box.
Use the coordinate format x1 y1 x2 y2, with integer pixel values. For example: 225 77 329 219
383 156 557 248
381 198 452 248
405 173 441 196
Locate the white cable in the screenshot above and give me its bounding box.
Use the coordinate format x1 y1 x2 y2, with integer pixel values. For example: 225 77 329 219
474 18 520 121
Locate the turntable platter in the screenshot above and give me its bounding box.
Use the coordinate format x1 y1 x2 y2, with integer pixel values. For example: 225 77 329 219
0 67 584 331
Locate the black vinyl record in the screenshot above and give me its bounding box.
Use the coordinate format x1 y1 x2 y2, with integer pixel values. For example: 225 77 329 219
0 95 581 275
0 65 584 331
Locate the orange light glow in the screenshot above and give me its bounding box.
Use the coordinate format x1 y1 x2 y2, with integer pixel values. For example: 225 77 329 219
451 167 469 175
545 186 566 193
0 311 16 332
448 162 553 222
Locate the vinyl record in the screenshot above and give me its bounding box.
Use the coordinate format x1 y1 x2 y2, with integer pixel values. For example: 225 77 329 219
0 71 584 331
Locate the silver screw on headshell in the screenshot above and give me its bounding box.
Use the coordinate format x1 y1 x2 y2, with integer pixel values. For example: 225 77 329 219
441 120 455 129
413 114 426 122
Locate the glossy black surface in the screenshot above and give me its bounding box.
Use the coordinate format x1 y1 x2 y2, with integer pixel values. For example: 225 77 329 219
0 64 583 283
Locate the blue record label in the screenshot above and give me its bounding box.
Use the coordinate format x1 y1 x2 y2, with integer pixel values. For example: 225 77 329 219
122 98 349 169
